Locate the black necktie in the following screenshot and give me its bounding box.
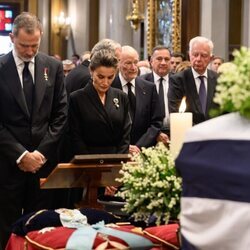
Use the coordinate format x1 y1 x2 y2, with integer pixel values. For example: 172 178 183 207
158 77 165 117
23 61 34 114
127 82 136 120
198 76 207 114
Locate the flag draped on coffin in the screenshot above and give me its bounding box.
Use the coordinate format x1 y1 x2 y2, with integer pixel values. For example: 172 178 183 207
175 112 250 250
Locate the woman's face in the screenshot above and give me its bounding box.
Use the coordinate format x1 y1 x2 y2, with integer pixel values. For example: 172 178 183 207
91 66 117 95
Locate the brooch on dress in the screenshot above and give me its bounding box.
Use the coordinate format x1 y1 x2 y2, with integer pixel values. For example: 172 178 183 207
113 98 119 109
44 67 48 81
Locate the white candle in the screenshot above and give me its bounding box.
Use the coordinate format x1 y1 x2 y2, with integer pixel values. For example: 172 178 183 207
170 97 193 159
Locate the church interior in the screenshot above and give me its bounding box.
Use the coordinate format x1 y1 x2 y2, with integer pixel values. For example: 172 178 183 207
0 0 248 61
1 0 250 249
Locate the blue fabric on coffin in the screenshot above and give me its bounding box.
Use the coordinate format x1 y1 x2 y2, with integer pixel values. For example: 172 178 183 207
12 210 60 236
12 208 121 236
79 208 121 224
66 221 154 250
175 113 250 250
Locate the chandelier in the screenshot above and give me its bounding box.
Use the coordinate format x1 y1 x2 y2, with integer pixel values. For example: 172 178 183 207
126 0 144 30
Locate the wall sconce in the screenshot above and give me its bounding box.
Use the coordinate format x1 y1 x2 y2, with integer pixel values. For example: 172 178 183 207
54 11 71 38
126 0 144 30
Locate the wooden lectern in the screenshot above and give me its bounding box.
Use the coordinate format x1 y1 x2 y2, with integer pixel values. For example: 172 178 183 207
40 154 130 208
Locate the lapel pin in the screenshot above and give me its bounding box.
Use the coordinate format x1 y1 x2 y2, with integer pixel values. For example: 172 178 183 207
44 67 48 81
113 98 119 109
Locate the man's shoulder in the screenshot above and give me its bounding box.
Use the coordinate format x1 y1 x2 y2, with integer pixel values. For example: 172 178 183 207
110 86 127 97
136 76 155 86
111 75 122 88
139 72 153 82
207 69 218 79
170 68 192 81
0 52 12 64
37 52 62 66
135 77 157 97
69 85 87 100
67 64 90 79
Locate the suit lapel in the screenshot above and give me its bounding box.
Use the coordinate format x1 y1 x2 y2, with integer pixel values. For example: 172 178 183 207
145 73 154 83
112 75 122 90
206 70 217 114
103 89 115 131
3 53 29 117
149 73 154 82
86 83 114 132
186 69 202 113
134 78 146 115
33 54 47 116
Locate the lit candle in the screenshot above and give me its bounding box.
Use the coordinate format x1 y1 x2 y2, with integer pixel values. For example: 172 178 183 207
170 97 193 159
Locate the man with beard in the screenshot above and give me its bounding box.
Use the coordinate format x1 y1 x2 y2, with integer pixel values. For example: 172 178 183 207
0 12 67 249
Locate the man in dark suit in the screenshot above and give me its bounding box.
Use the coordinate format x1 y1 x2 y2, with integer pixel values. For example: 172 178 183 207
0 12 67 249
141 45 172 144
168 36 218 125
65 58 91 95
112 45 162 155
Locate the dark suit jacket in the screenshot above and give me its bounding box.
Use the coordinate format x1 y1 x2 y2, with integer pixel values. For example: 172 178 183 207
0 52 68 181
140 72 155 83
112 75 162 148
140 72 170 130
168 67 218 125
69 82 131 154
140 72 173 83
65 59 90 95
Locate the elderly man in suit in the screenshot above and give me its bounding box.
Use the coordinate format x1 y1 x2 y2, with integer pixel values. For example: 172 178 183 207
112 45 162 155
168 36 218 125
141 45 172 144
0 12 67 249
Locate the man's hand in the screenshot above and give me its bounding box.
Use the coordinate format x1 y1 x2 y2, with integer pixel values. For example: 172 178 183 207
129 145 141 155
18 151 45 173
104 186 118 196
157 132 169 145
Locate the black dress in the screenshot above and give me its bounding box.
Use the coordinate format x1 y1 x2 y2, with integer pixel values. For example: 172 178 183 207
69 81 131 154
67 81 131 206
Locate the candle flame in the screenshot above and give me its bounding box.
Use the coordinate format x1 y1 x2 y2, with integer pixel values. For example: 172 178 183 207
179 96 187 113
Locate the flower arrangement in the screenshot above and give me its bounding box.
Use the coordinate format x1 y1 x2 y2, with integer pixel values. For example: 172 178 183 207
211 47 250 119
116 143 182 225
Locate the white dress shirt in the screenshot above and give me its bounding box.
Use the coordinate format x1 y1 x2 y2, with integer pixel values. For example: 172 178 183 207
119 72 136 95
12 49 35 87
153 71 169 126
191 67 208 93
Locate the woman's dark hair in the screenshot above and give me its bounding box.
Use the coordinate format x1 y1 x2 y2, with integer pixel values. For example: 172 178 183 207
89 49 118 71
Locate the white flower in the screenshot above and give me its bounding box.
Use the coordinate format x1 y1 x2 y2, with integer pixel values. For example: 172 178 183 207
213 47 250 119
116 143 182 225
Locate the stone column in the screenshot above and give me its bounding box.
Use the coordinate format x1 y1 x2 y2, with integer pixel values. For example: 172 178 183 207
200 0 229 61
99 0 135 48
242 0 250 47
67 0 90 58
37 0 50 54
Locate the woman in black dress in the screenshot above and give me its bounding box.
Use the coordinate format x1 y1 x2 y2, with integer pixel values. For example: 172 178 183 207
68 49 131 200
68 49 131 155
